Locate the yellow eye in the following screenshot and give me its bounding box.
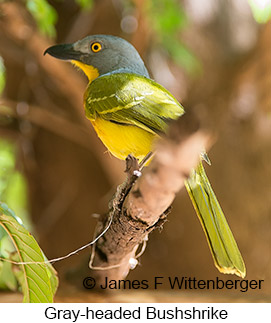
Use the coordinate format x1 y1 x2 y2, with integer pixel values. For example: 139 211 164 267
91 42 102 53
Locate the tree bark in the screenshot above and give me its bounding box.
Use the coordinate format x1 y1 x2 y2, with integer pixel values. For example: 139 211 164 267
89 113 211 285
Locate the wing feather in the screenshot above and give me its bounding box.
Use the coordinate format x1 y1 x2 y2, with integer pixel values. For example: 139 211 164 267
85 73 184 134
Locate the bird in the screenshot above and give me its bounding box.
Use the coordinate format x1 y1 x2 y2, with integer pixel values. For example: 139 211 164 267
44 34 245 278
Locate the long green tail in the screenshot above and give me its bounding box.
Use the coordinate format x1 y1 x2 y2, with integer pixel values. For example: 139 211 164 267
185 161 246 278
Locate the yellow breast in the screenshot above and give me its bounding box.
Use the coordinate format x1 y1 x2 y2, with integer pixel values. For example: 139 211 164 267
91 117 157 162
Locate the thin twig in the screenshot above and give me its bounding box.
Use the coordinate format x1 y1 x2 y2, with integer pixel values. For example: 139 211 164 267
0 214 113 266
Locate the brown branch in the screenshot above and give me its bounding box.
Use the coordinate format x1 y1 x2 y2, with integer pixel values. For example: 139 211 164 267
88 113 212 285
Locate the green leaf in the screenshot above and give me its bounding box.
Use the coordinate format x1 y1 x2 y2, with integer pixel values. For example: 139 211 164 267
26 0 58 37
43 253 59 296
0 260 18 290
150 0 187 34
0 202 22 224
144 0 201 75
75 0 93 10
0 57 5 95
248 0 271 23
163 38 201 75
0 140 16 200
0 213 58 302
0 139 31 232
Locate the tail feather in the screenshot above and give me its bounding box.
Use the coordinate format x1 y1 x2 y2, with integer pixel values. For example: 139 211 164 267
185 161 246 278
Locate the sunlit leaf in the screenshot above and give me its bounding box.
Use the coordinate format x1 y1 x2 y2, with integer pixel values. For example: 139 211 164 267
150 0 187 34
0 57 5 95
248 0 271 23
75 0 93 10
144 0 200 75
0 212 58 302
0 138 30 235
0 139 34 292
0 260 18 291
26 0 58 37
163 38 201 75
44 255 59 296
0 202 22 224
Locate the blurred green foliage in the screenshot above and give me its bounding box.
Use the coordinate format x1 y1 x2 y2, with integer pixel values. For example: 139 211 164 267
26 0 58 37
0 260 18 290
0 140 29 229
145 0 201 75
0 211 58 302
25 0 94 37
0 202 22 291
0 139 30 290
248 0 271 23
75 0 93 10
0 57 5 95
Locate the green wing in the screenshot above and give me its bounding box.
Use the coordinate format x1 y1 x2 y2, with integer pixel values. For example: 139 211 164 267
84 73 184 134
185 162 246 278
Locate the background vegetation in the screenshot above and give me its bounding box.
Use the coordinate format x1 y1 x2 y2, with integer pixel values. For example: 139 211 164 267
0 0 270 302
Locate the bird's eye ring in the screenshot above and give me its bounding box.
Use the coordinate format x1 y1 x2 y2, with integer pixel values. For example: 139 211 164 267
91 42 102 53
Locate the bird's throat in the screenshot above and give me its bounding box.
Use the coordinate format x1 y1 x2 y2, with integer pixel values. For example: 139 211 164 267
71 60 99 83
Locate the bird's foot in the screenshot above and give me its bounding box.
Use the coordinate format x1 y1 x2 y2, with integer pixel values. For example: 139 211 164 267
125 154 141 177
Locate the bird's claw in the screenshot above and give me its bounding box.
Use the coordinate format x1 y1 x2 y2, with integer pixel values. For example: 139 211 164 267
125 154 140 177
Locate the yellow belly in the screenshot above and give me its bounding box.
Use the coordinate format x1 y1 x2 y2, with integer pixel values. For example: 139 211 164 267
91 117 157 162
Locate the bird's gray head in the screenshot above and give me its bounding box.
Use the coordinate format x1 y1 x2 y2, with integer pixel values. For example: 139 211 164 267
44 35 149 82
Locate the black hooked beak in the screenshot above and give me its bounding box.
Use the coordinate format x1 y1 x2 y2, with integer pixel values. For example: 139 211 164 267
44 43 82 61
